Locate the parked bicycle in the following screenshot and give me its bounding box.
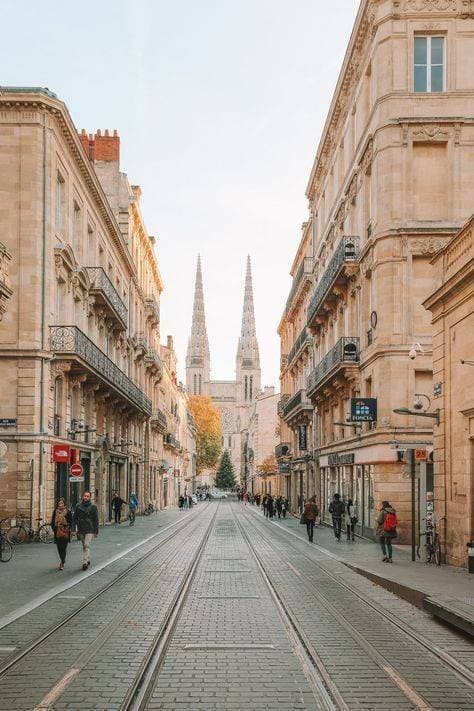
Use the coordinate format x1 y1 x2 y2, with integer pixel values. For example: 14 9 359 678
417 514 443 565
0 519 13 562
6 516 54 544
143 502 156 516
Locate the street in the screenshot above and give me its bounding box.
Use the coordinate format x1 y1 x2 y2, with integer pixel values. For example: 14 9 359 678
0 502 472 711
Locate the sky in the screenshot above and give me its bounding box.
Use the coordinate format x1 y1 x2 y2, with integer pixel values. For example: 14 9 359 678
2 0 360 388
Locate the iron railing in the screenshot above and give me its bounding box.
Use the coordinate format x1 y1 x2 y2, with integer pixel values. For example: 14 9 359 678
85 267 128 328
165 432 180 449
50 326 152 415
145 348 162 372
277 394 290 417
282 389 312 419
287 327 312 367
307 236 359 325
135 332 148 351
286 257 313 311
145 295 160 323
151 408 167 432
307 336 360 394
275 442 291 459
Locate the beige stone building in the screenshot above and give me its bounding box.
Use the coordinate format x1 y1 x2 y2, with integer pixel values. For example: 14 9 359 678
278 1 474 543
424 217 474 566
0 87 194 525
244 386 280 495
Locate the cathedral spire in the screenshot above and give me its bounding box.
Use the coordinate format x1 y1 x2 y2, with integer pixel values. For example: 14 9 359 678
236 255 260 367
186 255 210 393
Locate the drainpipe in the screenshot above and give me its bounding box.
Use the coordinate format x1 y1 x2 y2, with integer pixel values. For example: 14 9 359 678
38 112 48 522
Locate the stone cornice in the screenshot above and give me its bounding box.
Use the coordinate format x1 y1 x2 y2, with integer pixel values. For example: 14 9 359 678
0 91 136 277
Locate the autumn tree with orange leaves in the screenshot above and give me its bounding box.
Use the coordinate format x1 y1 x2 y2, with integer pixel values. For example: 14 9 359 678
188 395 222 474
257 454 277 477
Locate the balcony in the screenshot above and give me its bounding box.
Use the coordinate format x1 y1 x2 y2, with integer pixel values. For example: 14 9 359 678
187 411 196 430
287 327 312 369
286 257 313 314
307 236 359 327
145 348 163 377
85 267 128 330
275 442 291 459
134 332 148 354
151 408 167 433
277 394 290 417
282 388 312 424
50 326 152 415
164 432 181 450
145 295 160 326
307 336 360 397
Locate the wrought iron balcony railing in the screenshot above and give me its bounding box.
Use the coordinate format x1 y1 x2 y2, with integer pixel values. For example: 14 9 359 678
282 389 312 420
50 326 152 415
286 257 313 311
275 442 291 459
145 295 160 324
85 267 128 329
307 336 360 395
145 348 163 375
151 408 167 432
307 236 359 325
287 327 312 368
277 394 290 417
187 411 196 429
134 332 148 351
165 432 181 449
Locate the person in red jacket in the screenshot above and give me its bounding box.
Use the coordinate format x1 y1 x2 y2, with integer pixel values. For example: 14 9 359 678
376 500 397 563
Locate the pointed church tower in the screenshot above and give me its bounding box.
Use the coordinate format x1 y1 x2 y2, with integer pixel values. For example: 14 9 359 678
236 255 261 404
186 255 210 395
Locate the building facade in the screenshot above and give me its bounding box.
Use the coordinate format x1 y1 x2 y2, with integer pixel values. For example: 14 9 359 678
245 386 280 496
278 1 474 543
424 217 474 566
0 87 194 524
186 255 261 484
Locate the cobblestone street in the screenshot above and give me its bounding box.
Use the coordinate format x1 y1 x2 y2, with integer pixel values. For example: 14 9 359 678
0 501 473 710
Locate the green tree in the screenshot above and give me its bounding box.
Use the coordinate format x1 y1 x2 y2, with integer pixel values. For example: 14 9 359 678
215 450 236 490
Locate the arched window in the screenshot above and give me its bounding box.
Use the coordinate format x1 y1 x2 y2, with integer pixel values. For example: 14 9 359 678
244 376 248 401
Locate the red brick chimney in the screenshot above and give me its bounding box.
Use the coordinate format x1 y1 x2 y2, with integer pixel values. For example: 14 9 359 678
78 128 120 163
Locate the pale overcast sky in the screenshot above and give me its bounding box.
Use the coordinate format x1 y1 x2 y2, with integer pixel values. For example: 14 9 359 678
3 0 359 388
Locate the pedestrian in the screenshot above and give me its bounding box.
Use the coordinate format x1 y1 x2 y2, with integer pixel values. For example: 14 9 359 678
262 495 267 516
303 496 319 542
346 498 357 541
188 495 193 509
50 497 73 570
243 490 249 506
74 491 99 571
178 495 184 509
266 495 274 519
282 498 288 518
275 496 283 519
129 492 139 526
328 493 345 542
376 500 398 562
111 491 126 524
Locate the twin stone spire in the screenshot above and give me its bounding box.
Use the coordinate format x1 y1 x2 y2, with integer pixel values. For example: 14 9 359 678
186 255 260 395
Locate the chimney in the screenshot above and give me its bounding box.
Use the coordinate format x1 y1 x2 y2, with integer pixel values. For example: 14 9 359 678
78 129 120 163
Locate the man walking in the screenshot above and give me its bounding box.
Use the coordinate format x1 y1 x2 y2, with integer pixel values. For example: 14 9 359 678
129 492 139 526
328 493 344 542
74 491 99 570
111 491 127 524
303 496 319 542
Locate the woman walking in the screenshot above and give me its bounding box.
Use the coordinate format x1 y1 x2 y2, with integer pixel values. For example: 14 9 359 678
346 498 357 541
376 500 398 562
51 498 72 570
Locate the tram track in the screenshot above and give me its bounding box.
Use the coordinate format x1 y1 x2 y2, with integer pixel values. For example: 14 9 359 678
239 507 474 711
0 503 209 682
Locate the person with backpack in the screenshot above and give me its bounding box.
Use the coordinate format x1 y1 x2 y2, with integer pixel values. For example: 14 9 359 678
303 496 319 542
129 492 139 526
328 493 344 542
376 500 397 562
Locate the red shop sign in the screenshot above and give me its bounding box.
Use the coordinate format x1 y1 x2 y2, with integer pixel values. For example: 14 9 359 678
53 444 70 463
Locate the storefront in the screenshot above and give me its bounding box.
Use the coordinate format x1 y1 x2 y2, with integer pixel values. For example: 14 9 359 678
53 444 91 510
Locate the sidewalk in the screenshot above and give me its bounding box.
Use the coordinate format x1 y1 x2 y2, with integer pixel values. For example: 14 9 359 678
248 505 474 638
0 507 194 623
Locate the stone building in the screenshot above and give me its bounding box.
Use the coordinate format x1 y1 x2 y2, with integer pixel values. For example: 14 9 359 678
0 87 193 524
278 1 474 542
186 255 261 483
244 386 280 496
424 217 474 566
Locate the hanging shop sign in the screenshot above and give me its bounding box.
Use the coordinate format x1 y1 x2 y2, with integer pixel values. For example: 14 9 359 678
328 452 355 466
350 397 377 422
53 444 71 463
298 424 307 451
278 462 291 474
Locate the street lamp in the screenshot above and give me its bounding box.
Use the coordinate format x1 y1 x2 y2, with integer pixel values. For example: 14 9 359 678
393 407 440 426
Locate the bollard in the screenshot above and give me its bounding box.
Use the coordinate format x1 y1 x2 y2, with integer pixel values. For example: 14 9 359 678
468 541 474 574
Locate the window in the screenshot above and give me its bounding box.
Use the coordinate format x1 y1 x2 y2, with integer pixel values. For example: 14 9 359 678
73 200 82 251
55 172 65 236
414 36 444 93
198 374 202 395
249 375 253 401
193 374 197 394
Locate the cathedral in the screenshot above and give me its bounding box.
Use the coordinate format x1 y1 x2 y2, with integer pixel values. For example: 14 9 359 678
186 255 261 483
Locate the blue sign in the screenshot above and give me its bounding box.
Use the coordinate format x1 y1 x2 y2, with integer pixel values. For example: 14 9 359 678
350 398 377 422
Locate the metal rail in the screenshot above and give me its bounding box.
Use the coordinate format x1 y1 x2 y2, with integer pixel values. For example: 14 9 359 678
243 508 474 694
0 506 208 679
120 506 219 710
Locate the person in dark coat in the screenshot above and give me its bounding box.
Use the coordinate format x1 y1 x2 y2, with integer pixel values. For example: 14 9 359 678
265 495 274 519
328 493 345 542
376 500 397 562
111 491 127 524
282 498 289 518
73 491 99 570
275 496 283 519
50 498 73 570
303 496 319 542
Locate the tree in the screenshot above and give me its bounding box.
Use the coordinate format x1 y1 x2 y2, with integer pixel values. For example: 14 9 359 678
215 450 236 490
257 454 277 476
188 395 222 474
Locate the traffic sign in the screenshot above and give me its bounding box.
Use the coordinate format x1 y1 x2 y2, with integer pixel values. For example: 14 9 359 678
70 462 83 477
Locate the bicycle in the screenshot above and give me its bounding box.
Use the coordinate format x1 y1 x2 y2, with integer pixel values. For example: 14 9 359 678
0 519 13 562
417 515 443 565
6 516 54 544
143 502 156 516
